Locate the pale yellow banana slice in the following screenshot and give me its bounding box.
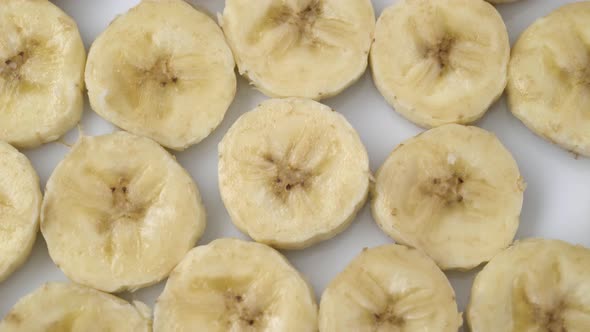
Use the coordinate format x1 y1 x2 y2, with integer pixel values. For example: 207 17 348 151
468 238 590 332
370 0 510 127
154 238 318 332
320 244 462 331
221 0 375 100
0 282 151 331
218 98 370 249
0 141 41 283
0 0 85 149
85 0 236 150
372 124 524 270
41 131 206 293
508 2 590 156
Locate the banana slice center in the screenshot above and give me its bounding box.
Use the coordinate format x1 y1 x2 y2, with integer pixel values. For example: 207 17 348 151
373 304 405 329
425 35 455 73
256 0 322 46
422 172 464 206
138 57 179 89
264 154 314 201
107 178 147 222
579 65 590 87
513 266 571 332
94 176 153 258
517 293 568 332
224 292 265 328
1 50 28 81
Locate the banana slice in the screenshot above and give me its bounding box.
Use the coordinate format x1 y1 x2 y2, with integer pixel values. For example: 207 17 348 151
0 282 151 331
85 0 236 151
507 2 590 157
0 0 85 149
468 238 590 331
221 0 375 100
218 98 370 249
154 238 318 331
371 124 524 270
370 0 510 127
41 131 206 293
320 244 462 331
0 141 41 282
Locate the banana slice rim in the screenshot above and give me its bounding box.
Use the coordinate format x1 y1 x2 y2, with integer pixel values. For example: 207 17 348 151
0 141 42 283
370 0 510 128
371 124 524 270
218 97 370 249
85 0 237 151
41 131 206 293
319 243 463 331
153 237 318 332
0 282 151 331
221 0 376 100
507 1 590 157
0 0 86 149
467 238 590 332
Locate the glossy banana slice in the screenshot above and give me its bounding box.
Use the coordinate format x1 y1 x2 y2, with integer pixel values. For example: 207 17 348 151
154 238 318 332
86 0 236 150
372 124 524 270
370 0 510 127
218 98 370 249
468 238 590 332
320 244 462 331
0 282 151 331
508 2 590 156
0 141 41 282
41 131 206 292
0 0 85 148
221 0 375 99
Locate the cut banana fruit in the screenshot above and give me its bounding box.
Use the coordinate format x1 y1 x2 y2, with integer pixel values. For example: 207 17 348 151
154 238 318 332
0 282 151 331
372 124 524 270
221 0 375 99
320 244 462 331
85 0 236 150
508 2 590 157
370 0 510 127
218 98 370 249
468 238 590 331
0 141 41 283
0 0 85 149
41 131 206 293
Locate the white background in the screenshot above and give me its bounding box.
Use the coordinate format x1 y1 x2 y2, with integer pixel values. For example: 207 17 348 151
1 1 589 330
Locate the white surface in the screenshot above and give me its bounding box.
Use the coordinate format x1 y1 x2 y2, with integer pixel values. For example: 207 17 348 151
1 0 589 330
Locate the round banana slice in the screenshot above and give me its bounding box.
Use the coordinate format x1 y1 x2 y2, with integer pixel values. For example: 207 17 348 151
221 0 375 100
0 282 150 331
85 0 236 151
320 244 462 331
154 238 318 331
372 124 524 270
41 131 206 293
218 98 370 249
468 238 590 332
508 2 590 157
0 0 85 149
0 141 41 282
370 0 510 128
